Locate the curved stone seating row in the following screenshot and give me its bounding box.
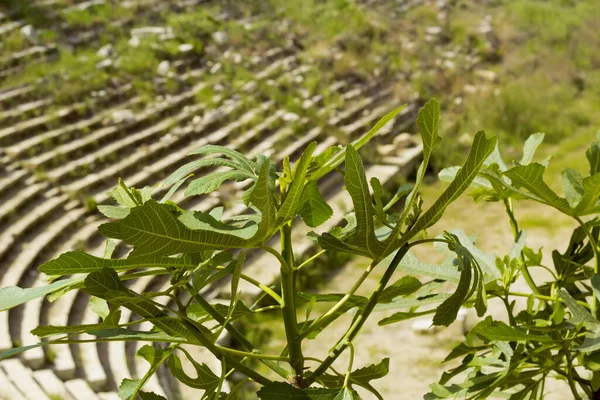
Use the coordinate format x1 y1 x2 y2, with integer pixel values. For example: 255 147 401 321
0 84 135 148
0 358 117 400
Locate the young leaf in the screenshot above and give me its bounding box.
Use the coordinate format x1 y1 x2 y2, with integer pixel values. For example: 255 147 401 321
519 133 545 165
98 205 130 219
470 317 553 343
277 142 316 225
574 173 600 215
378 310 436 326
185 170 254 196
344 145 385 257
0 276 83 311
257 382 343 399
167 353 220 391
163 158 244 188
298 181 334 227
250 159 277 241
432 258 472 327
187 144 256 174
587 141 600 175
39 251 197 276
503 163 571 214
90 296 110 320
99 200 255 257
558 289 599 327
383 131 497 260
401 99 442 223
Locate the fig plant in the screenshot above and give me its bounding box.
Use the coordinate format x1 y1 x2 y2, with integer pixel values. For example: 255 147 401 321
2 98 599 399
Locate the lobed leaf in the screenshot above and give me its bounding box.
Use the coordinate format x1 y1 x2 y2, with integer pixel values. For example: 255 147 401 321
99 200 256 258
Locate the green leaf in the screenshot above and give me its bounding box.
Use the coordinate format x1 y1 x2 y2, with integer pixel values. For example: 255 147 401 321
160 174 192 203
185 170 254 196
471 317 553 343
318 232 371 258
379 276 422 303
558 289 599 327
432 256 472 327
139 392 167 400
119 379 139 400
90 297 110 320
250 159 277 241
0 276 83 311
127 345 175 400
167 353 219 391
39 251 197 276
401 99 442 238
187 144 256 174
592 275 600 302
257 382 344 399
378 310 435 326
384 131 497 260
561 168 584 208
164 158 245 188
277 142 316 225
503 163 571 214
519 133 545 165
370 177 388 226
98 205 130 219
334 388 360 400
391 251 460 282
298 181 334 228
83 268 210 343
99 200 255 257
574 173 600 215
345 145 384 257
587 141 600 175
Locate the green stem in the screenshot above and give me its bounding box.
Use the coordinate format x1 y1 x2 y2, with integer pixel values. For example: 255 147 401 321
280 223 305 386
576 216 600 320
225 378 250 399
504 198 540 295
343 342 355 387
217 346 290 361
296 249 327 271
185 284 288 379
306 245 409 385
507 291 591 308
299 260 376 339
180 319 272 386
214 266 282 304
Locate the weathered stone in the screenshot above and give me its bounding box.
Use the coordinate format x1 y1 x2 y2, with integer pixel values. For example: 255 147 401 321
20 25 38 44
95 58 112 70
96 44 113 58
475 69 497 82
213 31 228 45
111 109 134 124
157 60 170 76
178 43 194 53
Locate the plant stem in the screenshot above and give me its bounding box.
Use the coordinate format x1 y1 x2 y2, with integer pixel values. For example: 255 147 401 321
343 342 355 387
216 346 290 362
180 319 272 386
576 216 600 319
185 284 288 379
299 260 376 339
507 291 591 308
214 266 282 304
306 245 409 385
296 249 327 271
503 198 540 295
280 223 305 386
